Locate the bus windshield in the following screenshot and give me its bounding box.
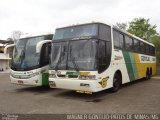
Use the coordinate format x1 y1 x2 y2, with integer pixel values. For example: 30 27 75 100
53 24 98 40
51 40 97 71
12 36 46 70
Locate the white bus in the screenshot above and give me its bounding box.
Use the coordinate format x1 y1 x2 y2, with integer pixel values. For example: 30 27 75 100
49 22 156 93
10 33 53 86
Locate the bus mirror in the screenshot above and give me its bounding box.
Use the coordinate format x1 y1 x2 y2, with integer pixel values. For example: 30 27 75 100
36 42 43 53
36 40 51 53
49 54 51 65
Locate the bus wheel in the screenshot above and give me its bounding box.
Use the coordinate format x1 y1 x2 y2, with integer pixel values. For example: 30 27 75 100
111 73 121 92
149 67 152 79
146 69 150 80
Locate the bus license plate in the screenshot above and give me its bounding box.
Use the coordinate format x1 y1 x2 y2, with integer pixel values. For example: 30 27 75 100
18 80 23 84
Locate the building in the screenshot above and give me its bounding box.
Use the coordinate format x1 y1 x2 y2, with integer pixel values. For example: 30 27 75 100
0 39 14 72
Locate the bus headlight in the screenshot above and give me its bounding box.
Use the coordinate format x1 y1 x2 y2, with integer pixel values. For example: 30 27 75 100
27 72 40 78
29 74 34 78
79 75 96 80
35 72 40 75
11 72 40 79
49 74 56 78
29 72 39 78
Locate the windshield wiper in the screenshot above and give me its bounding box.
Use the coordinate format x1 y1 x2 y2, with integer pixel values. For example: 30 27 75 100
69 47 79 71
53 46 62 71
55 59 61 71
70 56 79 72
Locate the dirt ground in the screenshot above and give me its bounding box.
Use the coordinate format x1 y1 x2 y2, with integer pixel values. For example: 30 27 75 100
0 73 160 114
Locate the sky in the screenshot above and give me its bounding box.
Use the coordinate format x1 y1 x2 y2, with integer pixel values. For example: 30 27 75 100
0 0 160 39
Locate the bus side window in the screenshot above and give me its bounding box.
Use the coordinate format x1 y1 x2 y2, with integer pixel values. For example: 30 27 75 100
146 44 150 54
99 24 111 41
125 35 133 51
98 40 111 73
149 45 152 55
113 30 119 48
151 46 155 56
140 42 146 54
133 39 139 52
119 33 124 48
40 43 51 67
113 30 124 49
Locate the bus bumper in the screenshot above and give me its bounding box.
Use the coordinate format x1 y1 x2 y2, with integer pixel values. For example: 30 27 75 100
49 78 102 92
10 75 42 86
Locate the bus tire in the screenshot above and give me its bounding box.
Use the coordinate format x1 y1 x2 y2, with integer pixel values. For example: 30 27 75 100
149 67 152 79
111 73 121 92
146 69 150 80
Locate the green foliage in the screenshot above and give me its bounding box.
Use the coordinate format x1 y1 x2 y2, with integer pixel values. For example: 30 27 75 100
116 22 128 31
151 35 160 63
127 18 158 41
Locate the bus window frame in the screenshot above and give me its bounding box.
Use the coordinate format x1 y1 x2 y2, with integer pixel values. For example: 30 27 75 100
113 29 125 50
124 34 133 51
113 27 155 57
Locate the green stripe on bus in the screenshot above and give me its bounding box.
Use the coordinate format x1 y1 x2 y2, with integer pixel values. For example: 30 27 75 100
42 73 49 86
122 51 135 81
129 53 138 80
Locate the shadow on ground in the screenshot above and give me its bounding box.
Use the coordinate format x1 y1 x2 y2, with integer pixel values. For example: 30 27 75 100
14 86 54 95
13 78 148 101
53 78 148 102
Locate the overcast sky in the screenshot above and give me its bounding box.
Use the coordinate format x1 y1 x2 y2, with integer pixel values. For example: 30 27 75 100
0 0 160 39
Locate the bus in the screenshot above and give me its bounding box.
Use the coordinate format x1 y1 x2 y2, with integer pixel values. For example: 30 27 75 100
49 22 156 93
10 33 53 86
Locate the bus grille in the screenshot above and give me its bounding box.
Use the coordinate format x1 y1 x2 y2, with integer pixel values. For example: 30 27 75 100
57 74 78 78
57 74 66 78
68 75 78 78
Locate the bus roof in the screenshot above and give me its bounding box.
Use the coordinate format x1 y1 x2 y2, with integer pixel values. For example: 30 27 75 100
20 32 53 39
55 22 111 30
55 22 154 47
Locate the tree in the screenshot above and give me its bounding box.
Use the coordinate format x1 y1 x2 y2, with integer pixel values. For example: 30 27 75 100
151 35 160 63
11 30 23 43
127 18 158 42
116 22 128 31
